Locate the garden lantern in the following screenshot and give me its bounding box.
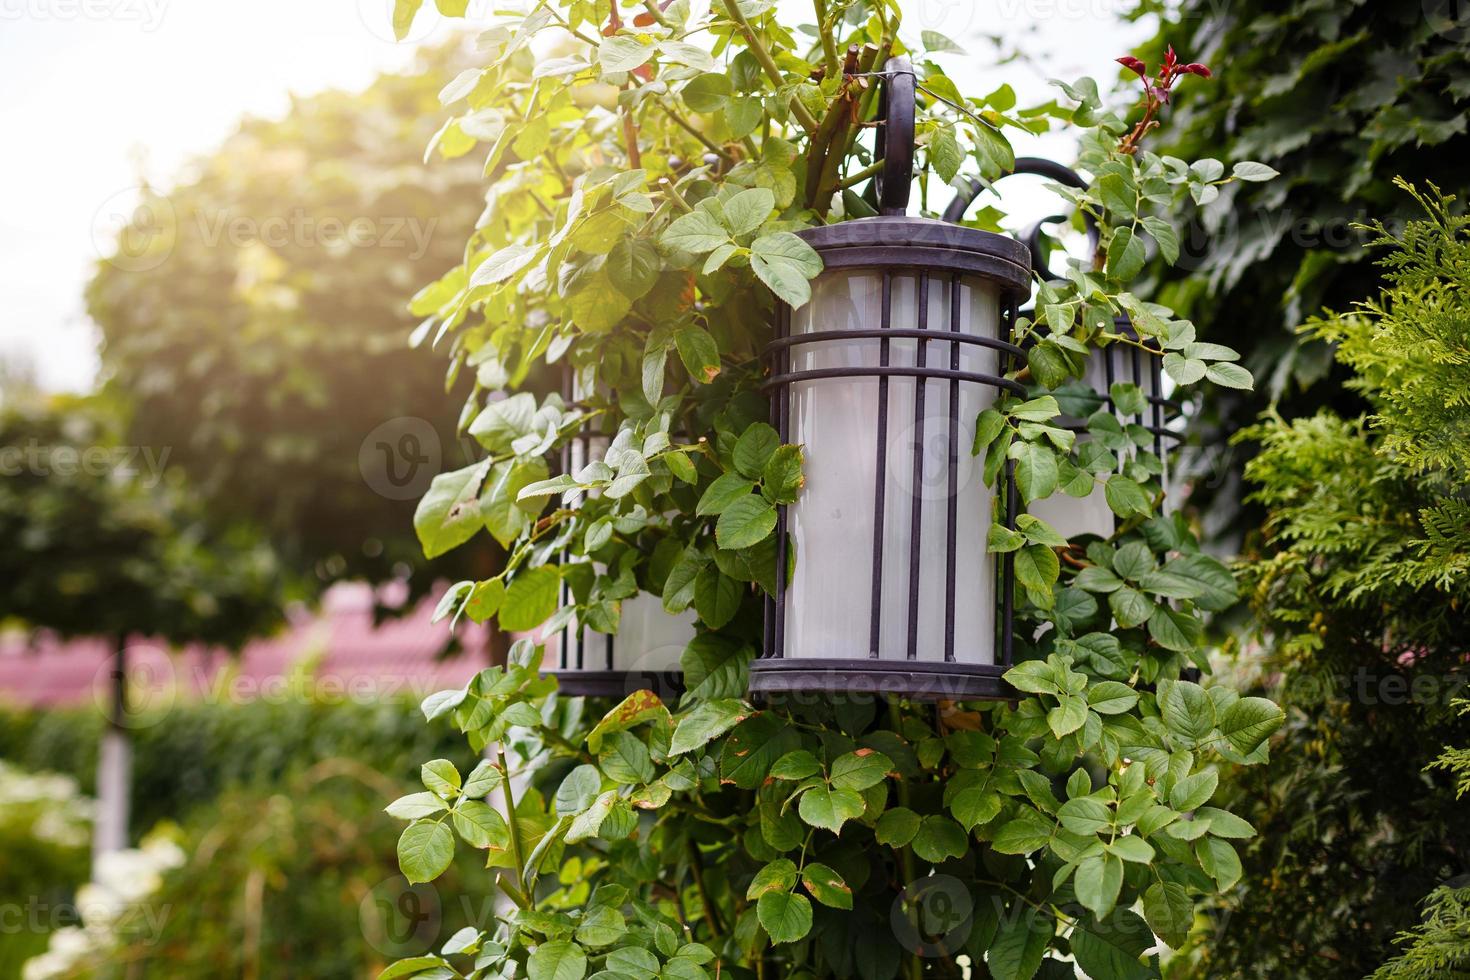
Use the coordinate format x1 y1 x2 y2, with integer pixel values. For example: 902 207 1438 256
945 163 1182 540
548 377 696 699
751 58 1032 701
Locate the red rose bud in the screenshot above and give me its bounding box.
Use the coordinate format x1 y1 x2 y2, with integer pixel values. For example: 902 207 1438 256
1178 63 1213 78
632 11 655 26
1116 56 1147 77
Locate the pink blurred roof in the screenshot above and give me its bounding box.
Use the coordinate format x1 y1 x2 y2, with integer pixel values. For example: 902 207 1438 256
0 583 491 709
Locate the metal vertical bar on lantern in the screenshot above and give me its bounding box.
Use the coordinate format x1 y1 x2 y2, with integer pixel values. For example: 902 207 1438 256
548 369 696 699
751 58 1032 701
945 162 1184 540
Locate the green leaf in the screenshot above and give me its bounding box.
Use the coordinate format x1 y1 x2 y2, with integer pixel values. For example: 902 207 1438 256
378 957 447 980
1141 215 1179 264
1004 659 1060 695
1143 880 1193 949
463 759 504 798
722 187 775 237
391 0 423 40
682 72 732 112
575 906 627 948
1171 768 1219 811
1148 605 1204 652
555 765 603 816
988 908 1052 980
929 125 965 183
715 495 777 550
1014 544 1060 595
921 29 967 54
720 712 800 789
1103 475 1151 518
669 698 747 755
452 799 509 848
757 891 812 944
761 445 804 503
1205 361 1253 389
1163 352 1208 385
386 792 447 820
674 324 722 383
1012 442 1058 503
1087 681 1138 715
829 750 892 791
1196 836 1242 890
1106 227 1147 280
1105 587 1152 631
397 820 454 884
801 863 853 909
797 785 865 833
661 211 729 254
471 243 540 286
912 814 968 862
1070 909 1154 980
598 35 653 73
1057 796 1111 835
1231 161 1278 182
528 940 587 980
500 566 560 632
566 791 615 843
1196 806 1256 839
415 461 489 559
421 759 461 798
1047 694 1088 738
696 473 756 516
607 238 661 299
751 232 823 308
1218 697 1284 755
1074 853 1124 919
606 947 660 979
875 807 921 846
991 809 1054 854
734 422 780 478
600 732 656 785
693 565 743 630
747 858 798 898
770 750 822 781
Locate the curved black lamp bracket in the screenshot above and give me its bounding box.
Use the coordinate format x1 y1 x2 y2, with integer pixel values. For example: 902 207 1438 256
873 56 916 216
943 157 1099 280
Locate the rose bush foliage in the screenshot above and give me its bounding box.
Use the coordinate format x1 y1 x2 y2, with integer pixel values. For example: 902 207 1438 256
379 3 1284 977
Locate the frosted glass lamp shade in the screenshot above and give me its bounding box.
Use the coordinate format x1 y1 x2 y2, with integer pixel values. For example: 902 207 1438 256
549 405 697 699
752 217 1032 701
1026 318 1181 541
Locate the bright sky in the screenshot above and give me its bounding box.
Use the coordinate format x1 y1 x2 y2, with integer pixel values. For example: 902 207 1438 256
0 0 1150 393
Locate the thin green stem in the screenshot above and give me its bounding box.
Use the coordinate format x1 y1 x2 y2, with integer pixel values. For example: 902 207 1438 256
812 0 839 77
839 159 884 190
497 747 528 888
719 0 820 134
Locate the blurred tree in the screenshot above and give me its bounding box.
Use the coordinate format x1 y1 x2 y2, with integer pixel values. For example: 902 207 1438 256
1129 0 1470 536
86 40 494 602
0 393 286 865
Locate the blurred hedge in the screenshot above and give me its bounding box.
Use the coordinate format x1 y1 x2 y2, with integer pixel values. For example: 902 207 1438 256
0 691 479 848
0 692 492 979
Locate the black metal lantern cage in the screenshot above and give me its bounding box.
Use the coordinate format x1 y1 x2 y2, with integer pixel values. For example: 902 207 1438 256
546 371 692 700
750 59 1034 702
947 162 1185 513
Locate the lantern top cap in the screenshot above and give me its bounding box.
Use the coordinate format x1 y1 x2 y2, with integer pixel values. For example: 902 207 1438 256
796 217 1033 296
